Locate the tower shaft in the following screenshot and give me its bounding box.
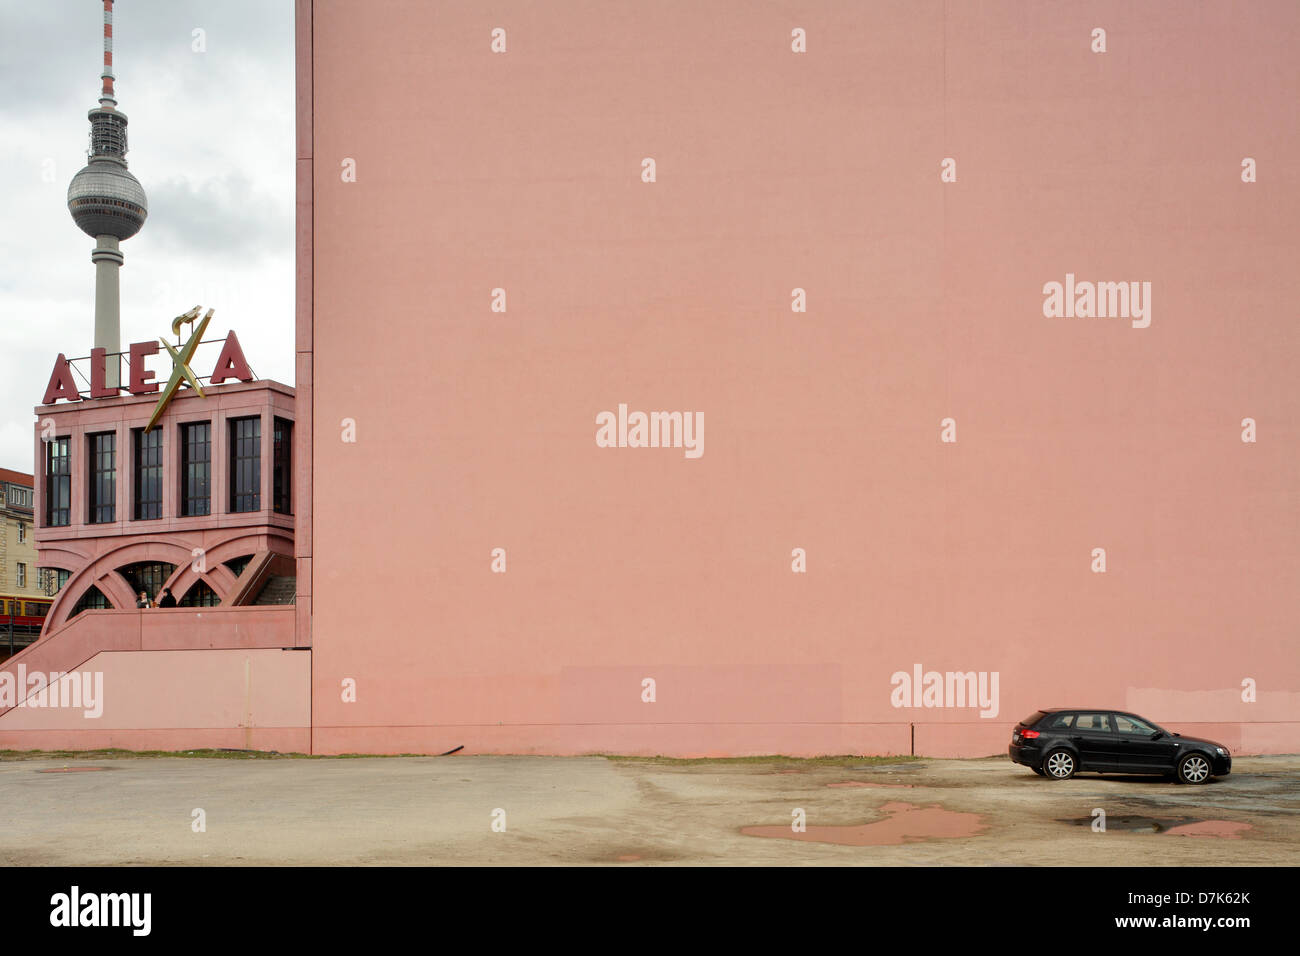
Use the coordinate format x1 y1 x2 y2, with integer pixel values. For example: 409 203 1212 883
92 236 123 387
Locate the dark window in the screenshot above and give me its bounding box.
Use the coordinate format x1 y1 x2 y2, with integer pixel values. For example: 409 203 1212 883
45 436 71 526
224 555 255 579
229 416 261 512
273 417 292 515
1043 713 1076 729
70 586 111 618
88 431 116 523
178 580 220 607
118 562 177 602
133 427 163 520
1113 714 1158 736
180 422 211 517
39 568 70 597
1074 713 1110 732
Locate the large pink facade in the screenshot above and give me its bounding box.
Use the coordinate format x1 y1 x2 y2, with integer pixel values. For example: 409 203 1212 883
300 1 1300 757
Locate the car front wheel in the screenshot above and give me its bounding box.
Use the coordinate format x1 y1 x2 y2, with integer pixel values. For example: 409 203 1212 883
1177 753 1212 785
1044 749 1076 780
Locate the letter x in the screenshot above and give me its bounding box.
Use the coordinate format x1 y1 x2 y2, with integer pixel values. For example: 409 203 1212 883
145 306 213 433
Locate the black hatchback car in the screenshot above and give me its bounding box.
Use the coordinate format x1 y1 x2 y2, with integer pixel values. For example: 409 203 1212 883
1009 709 1231 784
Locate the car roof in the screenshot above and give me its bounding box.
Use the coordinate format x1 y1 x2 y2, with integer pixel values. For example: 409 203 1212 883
1039 708 1147 717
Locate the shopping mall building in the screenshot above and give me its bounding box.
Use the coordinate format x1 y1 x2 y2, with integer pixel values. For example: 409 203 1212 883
1 1 1296 757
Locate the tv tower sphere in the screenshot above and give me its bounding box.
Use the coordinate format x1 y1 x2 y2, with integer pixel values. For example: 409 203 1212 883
68 156 148 240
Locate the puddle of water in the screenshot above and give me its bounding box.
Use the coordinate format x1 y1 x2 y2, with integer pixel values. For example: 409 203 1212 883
742 801 986 846
37 767 113 774
1062 815 1252 838
826 781 914 789
1165 820 1251 839
1064 815 1172 833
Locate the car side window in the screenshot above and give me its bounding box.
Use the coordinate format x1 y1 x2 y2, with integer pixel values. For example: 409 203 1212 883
1113 714 1156 735
1074 713 1109 732
1045 713 1075 729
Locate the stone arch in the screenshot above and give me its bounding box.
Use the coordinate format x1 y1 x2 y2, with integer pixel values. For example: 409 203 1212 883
164 531 292 607
38 529 295 636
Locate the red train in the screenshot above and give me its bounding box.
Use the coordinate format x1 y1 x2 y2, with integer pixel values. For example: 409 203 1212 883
0 593 52 660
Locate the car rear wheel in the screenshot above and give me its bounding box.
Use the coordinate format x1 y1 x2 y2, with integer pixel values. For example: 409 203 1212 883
1177 753 1212 785
1044 749 1076 780
1032 766 1046 776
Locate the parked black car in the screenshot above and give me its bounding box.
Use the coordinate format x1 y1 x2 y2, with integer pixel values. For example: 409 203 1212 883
1009 709 1231 784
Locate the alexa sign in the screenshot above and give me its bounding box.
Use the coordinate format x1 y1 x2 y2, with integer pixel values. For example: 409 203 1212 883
41 306 253 431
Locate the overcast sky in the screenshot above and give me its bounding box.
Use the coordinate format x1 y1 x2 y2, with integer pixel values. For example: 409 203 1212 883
0 0 295 474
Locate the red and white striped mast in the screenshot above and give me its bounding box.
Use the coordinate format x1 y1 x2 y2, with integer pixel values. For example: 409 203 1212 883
99 0 117 109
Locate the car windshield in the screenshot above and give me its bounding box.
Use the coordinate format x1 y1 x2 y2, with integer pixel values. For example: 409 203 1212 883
1019 711 1048 727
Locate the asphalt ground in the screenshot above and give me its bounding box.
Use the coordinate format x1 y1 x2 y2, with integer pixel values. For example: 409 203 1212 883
1 752 1296 865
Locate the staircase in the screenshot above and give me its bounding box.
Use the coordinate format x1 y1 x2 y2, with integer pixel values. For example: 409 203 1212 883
253 576 297 605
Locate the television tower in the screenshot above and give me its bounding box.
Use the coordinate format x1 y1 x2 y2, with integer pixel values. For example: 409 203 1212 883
67 0 148 388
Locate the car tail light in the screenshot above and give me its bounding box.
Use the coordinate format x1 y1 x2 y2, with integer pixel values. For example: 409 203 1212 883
1020 729 1040 739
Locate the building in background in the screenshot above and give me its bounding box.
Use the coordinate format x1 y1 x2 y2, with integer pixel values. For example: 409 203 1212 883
32 360 296 631
0 469 50 662
0 469 38 598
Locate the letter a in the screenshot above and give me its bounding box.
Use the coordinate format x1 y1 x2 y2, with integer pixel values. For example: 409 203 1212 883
890 671 910 709
209 331 253 384
1042 281 1064 318
42 355 81 404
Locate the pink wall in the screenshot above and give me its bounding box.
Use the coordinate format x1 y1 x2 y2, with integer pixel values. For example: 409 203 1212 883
0 647 309 753
0 606 307 752
302 1 1300 756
